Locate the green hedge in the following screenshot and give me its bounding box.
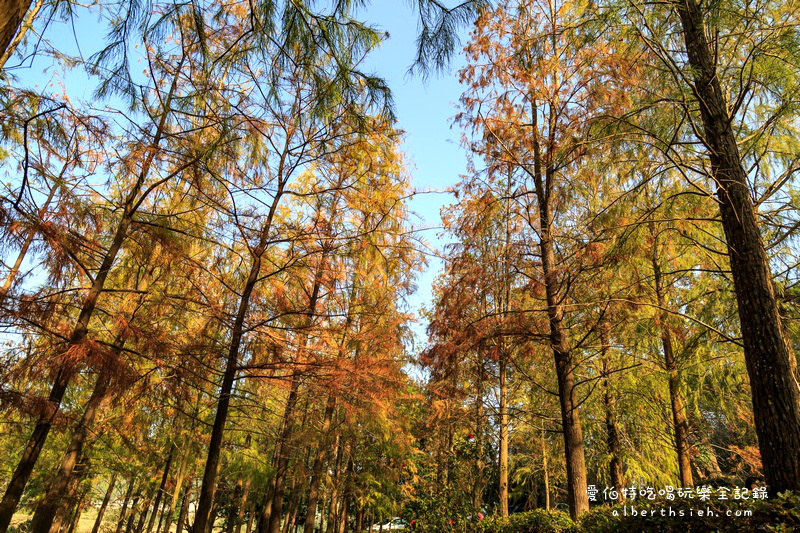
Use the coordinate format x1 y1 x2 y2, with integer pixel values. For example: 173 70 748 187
475 509 574 533
415 492 800 533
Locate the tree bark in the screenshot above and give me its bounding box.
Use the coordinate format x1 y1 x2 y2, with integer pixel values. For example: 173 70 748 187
498 351 509 517
302 396 336 533
146 446 176 533
600 329 625 497
675 0 800 491
31 371 113 533
652 253 693 487
161 457 188 533
0 0 42 69
265 378 300 533
324 436 343 533
0 0 31 66
115 478 137 533
124 492 142 533
233 476 251 533
226 478 244 533
65 483 91 533
541 428 550 511
91 473 118 533
534 173 589 518
244 507 253 533
176 484 192 533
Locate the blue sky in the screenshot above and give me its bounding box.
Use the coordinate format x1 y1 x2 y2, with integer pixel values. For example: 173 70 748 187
360 4 469 346
4 2 471 348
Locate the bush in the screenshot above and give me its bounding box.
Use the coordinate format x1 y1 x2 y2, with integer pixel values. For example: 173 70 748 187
477 509 574 533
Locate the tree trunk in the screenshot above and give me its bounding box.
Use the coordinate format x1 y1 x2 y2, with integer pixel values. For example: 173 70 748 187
651 252 693 487
134 489 154 533
355 508 363 533
303 396 336 533
0 0 31 65
541 428 550 511
535 189 589 518
498 351 509 517
527 106 589 518
226 479 244 533
337 456 353 533
161 459 188 533
192 247 262 533
0 0 42 68
176 484 192 533
600 330 625 497
233 477 251 533
472 363 485 510
124 492 142 533
676 0 800 491
91 472 118 533
266 378 300 533
207 495 220 533
31 371 114 533
324 437 343 533
65 483 90 533
245 507 253 533
146 446 176 533
115 478 136 533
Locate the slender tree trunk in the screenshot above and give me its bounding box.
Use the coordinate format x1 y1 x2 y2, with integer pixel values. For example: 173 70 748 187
65 484 90 533
91 473 118 533
115 478 136 533
651 252 693 487
176 484 192 533
355 509 363 533
324 437 343 533
134 489 154 533
266 378 300 533
498 351 509 517
337 456 353 533
194 164 294 533
600 330 625 497
124 492 142 533
227 478 244 533
472 363 484 510
244 507 253 533
206 495 220 533
541 428 550 511
161 459 187 533
280 484 298 533
51 456 93 533
146 446 176 533
303 397 336 533
676 0 800 491
0 182 57 302
31 371 114 533
233 478 250 533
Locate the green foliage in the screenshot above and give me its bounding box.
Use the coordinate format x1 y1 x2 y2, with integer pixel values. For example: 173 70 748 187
476 510 575 533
